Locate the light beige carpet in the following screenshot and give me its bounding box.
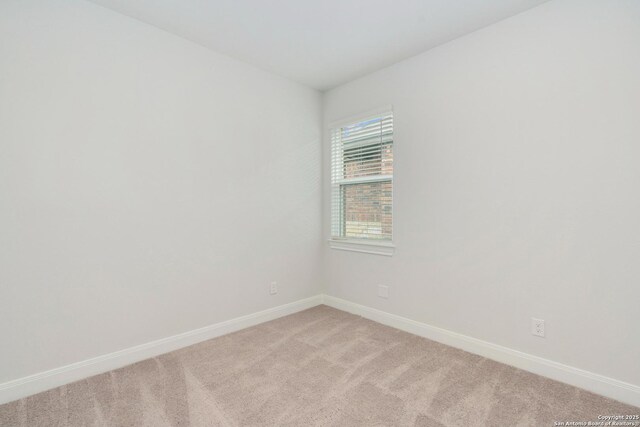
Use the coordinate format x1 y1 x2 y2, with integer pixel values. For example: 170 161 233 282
0 305 637 426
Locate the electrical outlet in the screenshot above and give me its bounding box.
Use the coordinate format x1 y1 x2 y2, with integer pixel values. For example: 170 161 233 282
270 281 278 295
378 285 389 299
531 318 545 337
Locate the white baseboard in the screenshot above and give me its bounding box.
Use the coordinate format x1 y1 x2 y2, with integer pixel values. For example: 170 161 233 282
2 294 638 408
0 295 323 405
322 295 640 408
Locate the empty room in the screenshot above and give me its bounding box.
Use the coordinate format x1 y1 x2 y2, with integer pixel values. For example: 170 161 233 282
1 0 639 425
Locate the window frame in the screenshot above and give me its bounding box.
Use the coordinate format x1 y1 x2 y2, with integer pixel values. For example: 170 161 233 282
328 106 395 256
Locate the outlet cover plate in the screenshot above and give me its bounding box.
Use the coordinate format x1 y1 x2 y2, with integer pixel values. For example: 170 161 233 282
378 285 389 299
531 318 545 337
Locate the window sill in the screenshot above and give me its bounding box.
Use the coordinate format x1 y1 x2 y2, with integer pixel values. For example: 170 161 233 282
328 239 395 256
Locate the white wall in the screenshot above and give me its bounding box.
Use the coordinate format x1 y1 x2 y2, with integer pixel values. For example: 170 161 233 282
0 0 322 384
2 0 639 401
323 0 640 387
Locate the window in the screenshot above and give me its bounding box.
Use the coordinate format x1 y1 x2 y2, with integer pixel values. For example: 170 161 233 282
330 111 393 250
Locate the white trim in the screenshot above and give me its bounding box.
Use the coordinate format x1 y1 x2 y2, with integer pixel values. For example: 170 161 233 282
327 105 394 130
321 295 640 408
328 239 395 256
0 295 323 405
336 175 393 185
4 294 637 408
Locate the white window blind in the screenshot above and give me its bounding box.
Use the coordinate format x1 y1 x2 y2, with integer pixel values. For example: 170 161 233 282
331 112 393 241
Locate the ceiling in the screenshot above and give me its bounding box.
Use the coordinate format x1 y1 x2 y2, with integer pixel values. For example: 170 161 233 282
86 0 550 90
